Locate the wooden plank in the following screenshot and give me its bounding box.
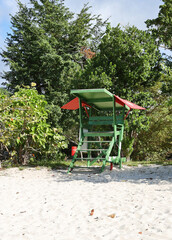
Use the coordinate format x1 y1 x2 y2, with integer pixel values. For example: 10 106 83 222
89 116 113 120
86 98 112 103
82 141 111 143
89 152 106 165
80 149 107 151
102 105 130 110
88 120 113 125
84 131 114 137
79 98 83 137
70 89 115 110
75 158 106 160
71 88 113 97
116 115 124 124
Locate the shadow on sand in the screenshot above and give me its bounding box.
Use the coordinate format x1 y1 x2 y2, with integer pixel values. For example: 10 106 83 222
52 165 172 185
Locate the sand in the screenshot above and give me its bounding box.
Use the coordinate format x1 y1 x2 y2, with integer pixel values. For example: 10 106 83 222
0 165 171 240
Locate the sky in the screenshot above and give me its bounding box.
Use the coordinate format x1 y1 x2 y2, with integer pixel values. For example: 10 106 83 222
0 0 164 85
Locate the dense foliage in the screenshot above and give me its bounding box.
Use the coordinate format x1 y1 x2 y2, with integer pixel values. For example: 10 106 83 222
1 0 106 94
0 0 171 164
1 0 107 135
75 24 162 159
133 94 172 161
142 0 172 160
146 0 172 50
0 85 67 165
77 25 161 92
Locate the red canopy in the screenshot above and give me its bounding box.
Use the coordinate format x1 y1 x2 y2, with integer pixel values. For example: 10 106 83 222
61 97 91 110
61 96 145 110
115 95 145 110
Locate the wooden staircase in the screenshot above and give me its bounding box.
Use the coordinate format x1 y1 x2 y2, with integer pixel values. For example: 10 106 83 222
68 115 126 173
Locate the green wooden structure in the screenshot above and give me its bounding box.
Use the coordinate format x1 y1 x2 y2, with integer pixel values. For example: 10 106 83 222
61 88 145 173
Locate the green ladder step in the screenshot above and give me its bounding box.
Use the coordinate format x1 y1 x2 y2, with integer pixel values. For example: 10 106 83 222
80 149 107 151
75 158 106 160
82 141 111 143
84 131 114 137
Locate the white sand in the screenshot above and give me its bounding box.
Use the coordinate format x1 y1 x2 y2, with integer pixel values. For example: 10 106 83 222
0 165 171 240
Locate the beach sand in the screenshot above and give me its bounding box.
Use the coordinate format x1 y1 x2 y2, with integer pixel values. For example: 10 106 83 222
0 165 171 240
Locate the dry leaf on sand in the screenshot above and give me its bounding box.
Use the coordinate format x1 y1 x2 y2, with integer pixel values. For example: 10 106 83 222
90 209 94 216
108 213 116 218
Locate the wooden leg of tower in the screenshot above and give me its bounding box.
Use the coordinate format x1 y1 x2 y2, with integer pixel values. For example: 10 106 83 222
101 138 115 172
101 159 106 172
68 137 83 173
87 141 91 167
110 162 113 170
68 152 78 173
118 126 124 169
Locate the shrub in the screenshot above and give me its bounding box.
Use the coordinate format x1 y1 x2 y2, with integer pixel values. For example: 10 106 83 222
0 85 67 165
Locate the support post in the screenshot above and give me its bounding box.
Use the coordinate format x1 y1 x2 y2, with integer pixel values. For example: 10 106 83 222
118 105 125 168
112 96 117 170
79 98 83 138
87 107 91 167
112 96 116 142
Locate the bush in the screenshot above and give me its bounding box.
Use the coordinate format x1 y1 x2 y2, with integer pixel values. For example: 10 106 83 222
0 85 67 165
132 97 172 161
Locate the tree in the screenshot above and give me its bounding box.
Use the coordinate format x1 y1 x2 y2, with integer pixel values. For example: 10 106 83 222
146 0 172 50
0 0 107 134
144 0 172 161
132 84 172 161
1 0 107 94
76 25 161 94
2 0 169 161
1 0 74 93
74 24 162 159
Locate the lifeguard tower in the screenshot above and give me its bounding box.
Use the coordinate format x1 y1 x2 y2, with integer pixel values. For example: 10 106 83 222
61 89 145 173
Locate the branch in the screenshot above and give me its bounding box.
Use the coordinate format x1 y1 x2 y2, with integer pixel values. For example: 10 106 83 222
63 134 78 145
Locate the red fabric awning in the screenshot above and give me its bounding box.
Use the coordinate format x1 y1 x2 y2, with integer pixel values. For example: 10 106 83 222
114 95 145 110
61 96 145 110
61 97 91 110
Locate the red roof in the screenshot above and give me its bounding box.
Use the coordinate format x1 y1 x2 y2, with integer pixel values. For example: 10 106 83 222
61 96 145 110
115 95 145 110
61 97 91 110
